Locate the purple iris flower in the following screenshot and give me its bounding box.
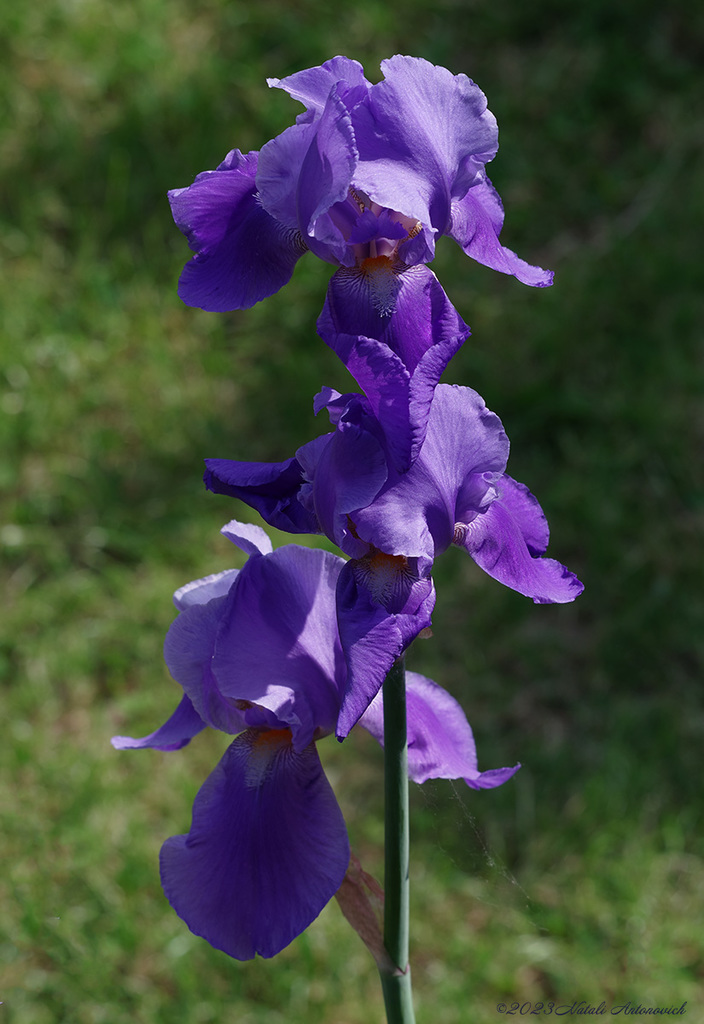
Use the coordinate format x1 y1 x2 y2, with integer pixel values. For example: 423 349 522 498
112 520 518 960
205 386 583 734
169 55 553 467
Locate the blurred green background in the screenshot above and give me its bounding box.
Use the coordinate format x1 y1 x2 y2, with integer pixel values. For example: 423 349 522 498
1 1 702 1021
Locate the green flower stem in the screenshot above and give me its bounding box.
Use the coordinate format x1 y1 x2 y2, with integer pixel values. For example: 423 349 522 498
379 656 416 1024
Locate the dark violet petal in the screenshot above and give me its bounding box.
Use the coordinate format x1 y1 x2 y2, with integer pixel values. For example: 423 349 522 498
318 265 469 468
267 56 370 120
359 672 520 789
335 562 435 738
173 569 240 612
164 595 249 735
111 694 206 752
220 520 273 558
312 409 388 555
212 546 346 748
160 730 349 960
204 450 322 535
169 150 307 311
352 56 498 249
456 475 584 603
450 177 553 287
257 88 357 263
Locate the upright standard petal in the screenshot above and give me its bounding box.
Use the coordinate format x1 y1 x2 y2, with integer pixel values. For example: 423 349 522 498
268 56 370 121
169 149 307 311
160 729 350 960
257 87 358 263
351 56 498 259
360 672 520 790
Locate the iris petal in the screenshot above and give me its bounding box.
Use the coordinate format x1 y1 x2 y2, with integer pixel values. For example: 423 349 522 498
111 694 206 751
170 150 306 311
160 730 350 960
360 672 520 789
456 476 584 604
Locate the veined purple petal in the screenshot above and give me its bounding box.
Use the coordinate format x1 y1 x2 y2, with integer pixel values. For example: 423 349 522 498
212 545 346 748
352 55 498 257
455 475 584 603
335 561 435 737
267 56 370 121
318 264 469 468
359 672 520 789
111 694 206 751
169 149 306 311
449 176 554 287
160 730 349 960
257 88 357 263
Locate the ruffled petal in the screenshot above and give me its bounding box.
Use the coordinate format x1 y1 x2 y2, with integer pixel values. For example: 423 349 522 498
173 569 240 612
111 694 206 751
257 87 357 263
268 56 370 121
160 730 350 960
449 176 553 287
212 545 346 747
456 475 584 603
318 264 469 468
359 672 520 789
351 55 498 255
169 149 306 311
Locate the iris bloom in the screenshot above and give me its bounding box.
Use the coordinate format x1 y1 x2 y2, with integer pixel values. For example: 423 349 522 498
205 386 583 733
169 55 553 467
112 521 518 959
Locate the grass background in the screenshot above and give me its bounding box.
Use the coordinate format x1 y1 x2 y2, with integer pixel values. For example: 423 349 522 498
1 0 703 1021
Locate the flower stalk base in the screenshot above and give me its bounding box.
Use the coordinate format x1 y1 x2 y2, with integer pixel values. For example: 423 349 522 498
380 656 416 1024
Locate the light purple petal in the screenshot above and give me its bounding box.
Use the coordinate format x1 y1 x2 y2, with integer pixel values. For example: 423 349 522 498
169 149 307 311
160 730 349 960
456 475 584 603
257 87 357 262
359 672 520 789
220 520 273 558
350 385 508 563
164 594 249 734
173 569 240 612
111 694 206 751
352 55 498 254
449 176 553 287
212 546 346 748
267 56 370 121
